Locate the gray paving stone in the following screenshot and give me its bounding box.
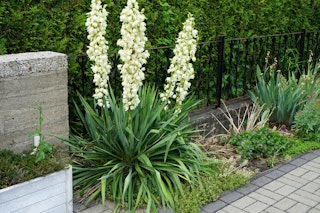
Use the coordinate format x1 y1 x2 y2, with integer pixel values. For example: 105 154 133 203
283 173 309 185
314 178 320 184
301 171 320 181
220 204 248 213
231 196 256 209
300 153 319 161
251 176 273 187
308 208 320 213
301 164 320 174
236 184 259 195
273 197 297 211
308 161 320 169
255 188 283 201
312 150 320 156
265 170 285 179
275 185 297 196
289 158 308 167
215 210 228 213
289 167 309 177
247 192 277 205
201 200 228 213
277 176 304 188
301 181 320 193
287 203 311 213
295 189 320 203
220 191 244 204
264 206 286 213
263 180 285 191
277 164 297 173
288 193 318 207
244 201 268 213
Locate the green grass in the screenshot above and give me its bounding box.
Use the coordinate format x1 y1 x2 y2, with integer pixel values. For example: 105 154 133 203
0 148 70 189
283 138 320 157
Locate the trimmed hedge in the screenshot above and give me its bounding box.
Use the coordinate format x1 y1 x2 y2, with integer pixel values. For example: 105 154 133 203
1 0 320 55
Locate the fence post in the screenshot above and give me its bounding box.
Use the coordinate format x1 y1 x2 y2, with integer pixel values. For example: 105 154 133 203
216 35 225 107
299 29 306 74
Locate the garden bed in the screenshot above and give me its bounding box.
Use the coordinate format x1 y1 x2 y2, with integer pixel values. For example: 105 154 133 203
0 165 73 213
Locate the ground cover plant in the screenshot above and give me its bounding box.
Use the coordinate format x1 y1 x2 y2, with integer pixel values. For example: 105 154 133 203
0 148 68 189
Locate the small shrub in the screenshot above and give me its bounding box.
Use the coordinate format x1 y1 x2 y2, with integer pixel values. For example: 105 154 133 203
293 94 320 142
228 127 292 160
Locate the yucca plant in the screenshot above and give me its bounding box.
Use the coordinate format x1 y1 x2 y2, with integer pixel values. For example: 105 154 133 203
60 84 213 212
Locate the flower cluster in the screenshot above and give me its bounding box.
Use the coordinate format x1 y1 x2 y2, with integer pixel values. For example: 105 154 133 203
86 0 111 107
160 13 198 113
117 0 149 111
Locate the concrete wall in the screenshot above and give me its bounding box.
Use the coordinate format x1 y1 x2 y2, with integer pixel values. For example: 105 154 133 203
0 51 69 152
0 166 73 213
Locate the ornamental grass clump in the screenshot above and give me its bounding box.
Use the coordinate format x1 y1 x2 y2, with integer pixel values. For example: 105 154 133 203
61 0 214 212
248 52 320 126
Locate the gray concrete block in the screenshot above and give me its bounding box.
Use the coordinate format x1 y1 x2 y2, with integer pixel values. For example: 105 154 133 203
278 164 297 173
251 176 273 187
0 52 69 152
273 198 297 211
287 203 311 213
201 200 228 213
236 184 259 195
265 170 285 179
219 191 244 204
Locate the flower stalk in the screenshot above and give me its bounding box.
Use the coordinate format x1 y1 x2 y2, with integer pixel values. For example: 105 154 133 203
117 0 149 111
160 13 198 114
86 0 112 107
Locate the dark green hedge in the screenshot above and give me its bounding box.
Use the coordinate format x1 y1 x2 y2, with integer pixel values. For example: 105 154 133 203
1 0 319 55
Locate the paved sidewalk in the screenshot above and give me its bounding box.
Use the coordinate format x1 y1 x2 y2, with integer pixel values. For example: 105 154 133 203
75 150 320 213
201 150 320 213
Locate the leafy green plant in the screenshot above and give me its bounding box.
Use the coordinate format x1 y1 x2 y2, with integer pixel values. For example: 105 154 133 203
29 105 53 163
293 93 320 142
60 85 214 212
228 127 293 161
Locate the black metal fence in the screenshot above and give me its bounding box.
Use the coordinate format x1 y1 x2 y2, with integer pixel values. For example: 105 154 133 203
68 29 320 108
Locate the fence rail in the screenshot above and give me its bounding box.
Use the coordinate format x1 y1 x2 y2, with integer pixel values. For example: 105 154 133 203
68 29 320 108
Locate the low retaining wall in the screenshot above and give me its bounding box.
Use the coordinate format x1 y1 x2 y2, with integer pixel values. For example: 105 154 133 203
0 51 69 152
0 166 73 213
190 96 252 137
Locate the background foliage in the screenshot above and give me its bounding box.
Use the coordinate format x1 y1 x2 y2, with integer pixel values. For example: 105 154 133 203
1 0 320 55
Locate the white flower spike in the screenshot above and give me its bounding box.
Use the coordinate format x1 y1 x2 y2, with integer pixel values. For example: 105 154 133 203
86 0 112 107
117 0 150 111
160 13 198 113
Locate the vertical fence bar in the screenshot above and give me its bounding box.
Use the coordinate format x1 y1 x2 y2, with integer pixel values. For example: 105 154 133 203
299 29 306 75
216 35 225 107
76 55 88 96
